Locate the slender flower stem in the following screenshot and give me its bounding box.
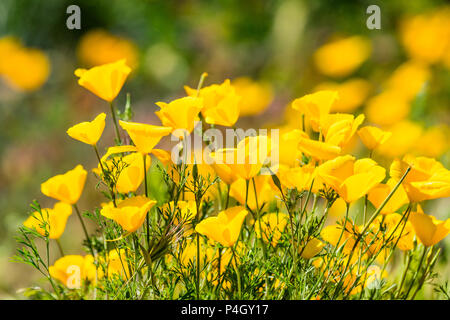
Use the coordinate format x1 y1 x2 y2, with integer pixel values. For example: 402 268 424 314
396 251 411 299
143 154 150 248
93 144 117 207
73 204 94 256
109 101 122 144
404 246 428 299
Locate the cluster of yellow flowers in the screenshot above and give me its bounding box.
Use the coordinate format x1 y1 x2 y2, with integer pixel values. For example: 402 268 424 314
19 26 449 297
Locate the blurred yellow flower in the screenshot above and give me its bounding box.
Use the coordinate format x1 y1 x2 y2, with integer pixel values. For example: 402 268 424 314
119 120 172 154
365 91 410 127
390 155 450 202
67 113 106 146
415 126 449 158
384 61 430 101
101 196 156 232
155 96 203 138
314 79 371 113
371 213 415 251
75 59 131 102
317 155 385 203
292 90 339 132
232 77 273 116
254 212 288 246
300 237 325 259
409 206 450 247
0 36 50 92
377 120 423 158
23 202 72 239
195 206 249 247
77 29 139 69
49 255 96 288
357 126 392 150
400 8 450 64
41 165 87 204
314 36 371 78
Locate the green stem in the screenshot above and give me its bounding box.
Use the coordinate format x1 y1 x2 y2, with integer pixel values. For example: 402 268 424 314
73 204 94 256
405 246 428 299
109 101 122 144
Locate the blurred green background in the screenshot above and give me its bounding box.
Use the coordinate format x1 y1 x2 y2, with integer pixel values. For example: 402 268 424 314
0 0 449 298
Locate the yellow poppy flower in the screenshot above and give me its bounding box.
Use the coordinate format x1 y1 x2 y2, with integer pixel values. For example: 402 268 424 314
357 126 392 150
230 176 276 210
77 29 139 69
313 36 371 78
415 126 449 158
317 155 386 203
210 149 240 185
116 152 151 194
100 196 156 232
195 206 249 247
371 213 415 251
74 59 131 102
254 212 289 246
291 90 339 132
232 77 273 116
276 129 307 167
390 155 450 202
211 135 271 180
155 96 203 138
41 165 87 204
368 178 409 214
67 113 106 146
323 113 365 148
297 135 341 161
409 207 450 247
314 79 371 113
119 120 172 154
23 202 72 239
162 200 197 224
300 237 325 259
277 164 316 192
49 255 97 288
104 249 131 278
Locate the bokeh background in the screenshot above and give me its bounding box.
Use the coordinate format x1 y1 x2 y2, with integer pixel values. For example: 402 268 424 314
0 0 449 298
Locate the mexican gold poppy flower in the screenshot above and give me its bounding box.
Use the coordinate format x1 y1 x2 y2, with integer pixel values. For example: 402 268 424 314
313 36 371 78
67 113 106 146
370 213 415 252
210 149 240 185
232 77 273 116
277 164 317 192
74 59 131 102
115 152 151 194
119 120 172 154
409 206 450 247
211 135 271 180
41 165 87 204
317 155 385 203
100 196 156 232
297 135 341 161
49 255 97 288
254 212 288 246
195 206 249 247
276 129 307 167
390 155 450 202
358 126 392 150
23 202 72 239
368 178 409 214
230 176 276 210
291 90 339 132
300 237 325 259
103 249 131 278
323 113 365 148
77 29 139 69
314 79 371 113
155 96 203 138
